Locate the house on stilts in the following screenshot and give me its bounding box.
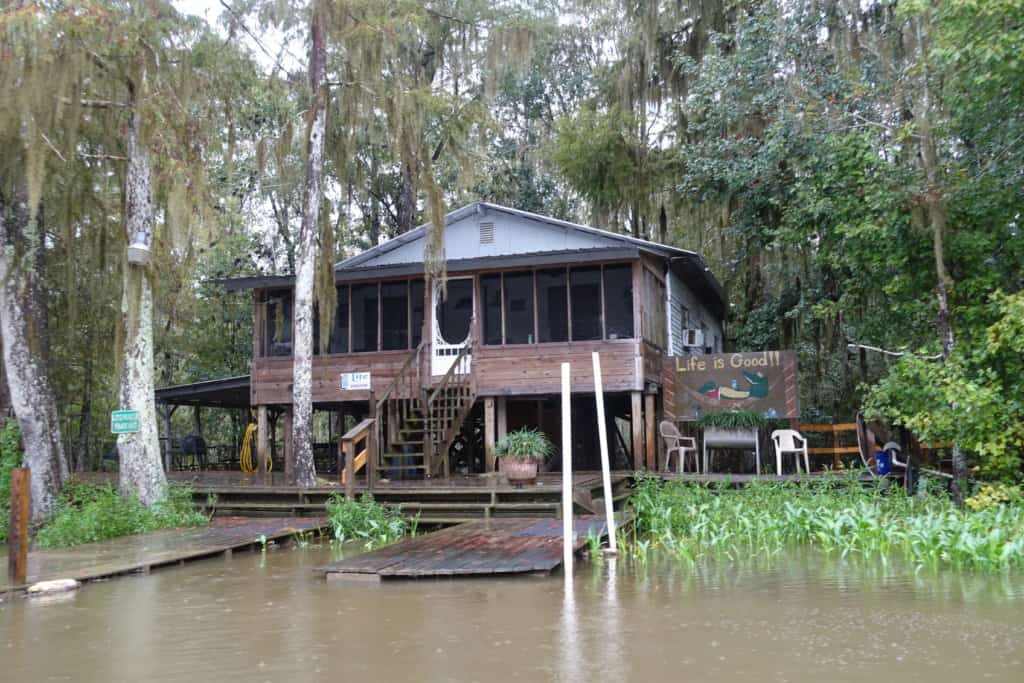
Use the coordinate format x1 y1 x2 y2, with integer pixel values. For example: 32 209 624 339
209 202 725 490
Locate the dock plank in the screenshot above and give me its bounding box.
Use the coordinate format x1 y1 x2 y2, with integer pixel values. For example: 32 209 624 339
1 516 326 593
319 515 624 580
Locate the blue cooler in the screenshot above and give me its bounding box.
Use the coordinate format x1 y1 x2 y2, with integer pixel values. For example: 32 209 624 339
875 450 891 475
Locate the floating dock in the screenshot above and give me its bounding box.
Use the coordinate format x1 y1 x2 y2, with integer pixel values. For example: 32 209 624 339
0 516 327 594
319 516 623 582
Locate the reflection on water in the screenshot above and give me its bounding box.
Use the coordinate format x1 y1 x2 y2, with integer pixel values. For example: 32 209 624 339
1 543 1023 682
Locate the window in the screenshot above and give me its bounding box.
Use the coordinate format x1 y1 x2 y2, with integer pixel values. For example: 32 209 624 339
481 274 502 345
329 285 349 353
603 264 633 339
502 271 534 344
570 267 602 341
410 279 424 347
351 283 378 352
536 268 568 343
381 281 409 350
263 290 293 357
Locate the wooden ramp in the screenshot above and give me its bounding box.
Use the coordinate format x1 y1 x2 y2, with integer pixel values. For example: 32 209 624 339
1 517 327 594
319 516 621 581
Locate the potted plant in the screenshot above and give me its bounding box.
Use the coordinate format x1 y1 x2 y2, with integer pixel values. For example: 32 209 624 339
496 428 552 485
697 410 769 472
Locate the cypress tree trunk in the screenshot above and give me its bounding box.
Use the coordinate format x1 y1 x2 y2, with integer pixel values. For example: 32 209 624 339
117 86 168 506
0 176 68 522
291 5 328 487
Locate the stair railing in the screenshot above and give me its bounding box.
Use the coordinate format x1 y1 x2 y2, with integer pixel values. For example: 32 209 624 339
425 333 476 477
372 341 426 480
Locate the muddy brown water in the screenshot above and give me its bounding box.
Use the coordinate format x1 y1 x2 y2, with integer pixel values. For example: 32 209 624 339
2 543 1023 682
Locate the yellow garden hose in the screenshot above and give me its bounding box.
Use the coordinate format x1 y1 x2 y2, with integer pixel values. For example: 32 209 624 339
239 423 271 473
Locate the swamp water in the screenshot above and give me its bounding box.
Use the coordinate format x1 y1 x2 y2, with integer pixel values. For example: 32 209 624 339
1 543 1023 682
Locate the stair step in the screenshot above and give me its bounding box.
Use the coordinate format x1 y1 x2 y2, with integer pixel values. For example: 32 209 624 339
392 439 424 445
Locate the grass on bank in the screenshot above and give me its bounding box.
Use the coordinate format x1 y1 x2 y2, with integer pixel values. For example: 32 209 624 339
34 481 208 549
628 475 1024 573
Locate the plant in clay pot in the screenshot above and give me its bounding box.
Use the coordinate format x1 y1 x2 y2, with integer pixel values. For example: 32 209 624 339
496 428 552 486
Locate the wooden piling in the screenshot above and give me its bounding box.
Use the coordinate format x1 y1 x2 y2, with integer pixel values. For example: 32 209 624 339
7 467 29 587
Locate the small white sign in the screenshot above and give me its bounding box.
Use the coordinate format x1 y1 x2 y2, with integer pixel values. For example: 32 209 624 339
340 371 371 391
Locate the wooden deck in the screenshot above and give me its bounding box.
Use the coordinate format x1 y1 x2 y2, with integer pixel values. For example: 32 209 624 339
319 516 621 581
74 471 633 522
0 516 326 595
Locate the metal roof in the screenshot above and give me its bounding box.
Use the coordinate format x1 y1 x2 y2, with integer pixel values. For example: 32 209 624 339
216 202 726 316
155 375 251 408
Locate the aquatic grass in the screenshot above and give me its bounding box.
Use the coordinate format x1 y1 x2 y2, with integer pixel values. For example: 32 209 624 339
34 482 207 549
325 493 411 549
628 476 1024 573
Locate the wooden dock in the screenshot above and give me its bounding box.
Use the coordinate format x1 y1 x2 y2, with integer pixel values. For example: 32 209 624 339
0 516 327 595
319 516 622 581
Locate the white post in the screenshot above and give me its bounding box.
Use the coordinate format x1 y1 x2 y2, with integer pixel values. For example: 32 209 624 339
592 352 617 553
561 362 573 573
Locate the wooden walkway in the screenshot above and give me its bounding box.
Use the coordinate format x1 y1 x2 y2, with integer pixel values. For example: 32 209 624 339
0 516 326 594
319 516 622 581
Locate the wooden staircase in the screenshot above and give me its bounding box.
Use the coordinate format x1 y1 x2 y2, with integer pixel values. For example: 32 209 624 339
372 341 476 480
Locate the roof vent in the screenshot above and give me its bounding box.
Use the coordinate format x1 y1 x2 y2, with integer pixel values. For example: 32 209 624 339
479 222 495 244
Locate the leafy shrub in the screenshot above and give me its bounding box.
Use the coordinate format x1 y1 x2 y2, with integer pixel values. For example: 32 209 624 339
865 291 1024 483
629 476 1024 573
496 428 553 460
34 483 207 549
325 493 411 548
966 483 1022 511
0 421 23 543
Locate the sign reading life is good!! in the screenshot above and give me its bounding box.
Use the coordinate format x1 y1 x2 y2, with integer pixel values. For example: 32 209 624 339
110 410 141 434
674 350 800 419
340 371 371 391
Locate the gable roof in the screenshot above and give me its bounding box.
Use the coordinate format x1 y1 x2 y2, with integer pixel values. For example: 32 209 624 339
222 202 726 318
336 201 725 317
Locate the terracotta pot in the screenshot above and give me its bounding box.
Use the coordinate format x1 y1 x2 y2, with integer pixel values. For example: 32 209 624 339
499 456 539 485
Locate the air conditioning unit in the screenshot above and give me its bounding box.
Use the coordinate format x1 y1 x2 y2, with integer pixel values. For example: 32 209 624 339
681 329 704 348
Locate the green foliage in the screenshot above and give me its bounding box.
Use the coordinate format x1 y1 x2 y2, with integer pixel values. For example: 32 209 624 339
966 483 1023 512
325 493 411 548
495 428 554 460
696 410 767 430
0 421 23 543
629 476 1024 573
865 292 1024 482
34 483 207 549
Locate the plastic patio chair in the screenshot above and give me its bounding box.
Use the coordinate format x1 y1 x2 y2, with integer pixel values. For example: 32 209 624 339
660 421 699 474
770 429 810 475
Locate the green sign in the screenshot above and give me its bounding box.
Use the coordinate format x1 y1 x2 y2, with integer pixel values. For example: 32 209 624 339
111 410 141 434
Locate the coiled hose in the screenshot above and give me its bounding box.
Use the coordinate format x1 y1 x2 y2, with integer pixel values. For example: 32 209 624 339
239 422 270 473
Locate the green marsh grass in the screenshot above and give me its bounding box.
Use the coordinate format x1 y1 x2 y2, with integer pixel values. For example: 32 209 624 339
629 475 1024 573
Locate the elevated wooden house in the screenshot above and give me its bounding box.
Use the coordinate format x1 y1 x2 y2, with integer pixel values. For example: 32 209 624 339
224 202 725 482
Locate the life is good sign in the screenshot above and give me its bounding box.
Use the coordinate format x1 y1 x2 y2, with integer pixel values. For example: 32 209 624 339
674 350 799 419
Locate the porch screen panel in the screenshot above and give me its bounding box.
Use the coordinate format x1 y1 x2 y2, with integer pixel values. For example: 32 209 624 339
502 271 534 344
329 285 349 353
481 274 502 345
265 290 293 357
603 264 633 339
570 267 602 341
536 268 568 343
351 283 379 352
381 281 409 350
410 279 425 347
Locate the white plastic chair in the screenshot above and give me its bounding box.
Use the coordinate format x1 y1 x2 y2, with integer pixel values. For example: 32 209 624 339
771 429 810 475
660 421 699 474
